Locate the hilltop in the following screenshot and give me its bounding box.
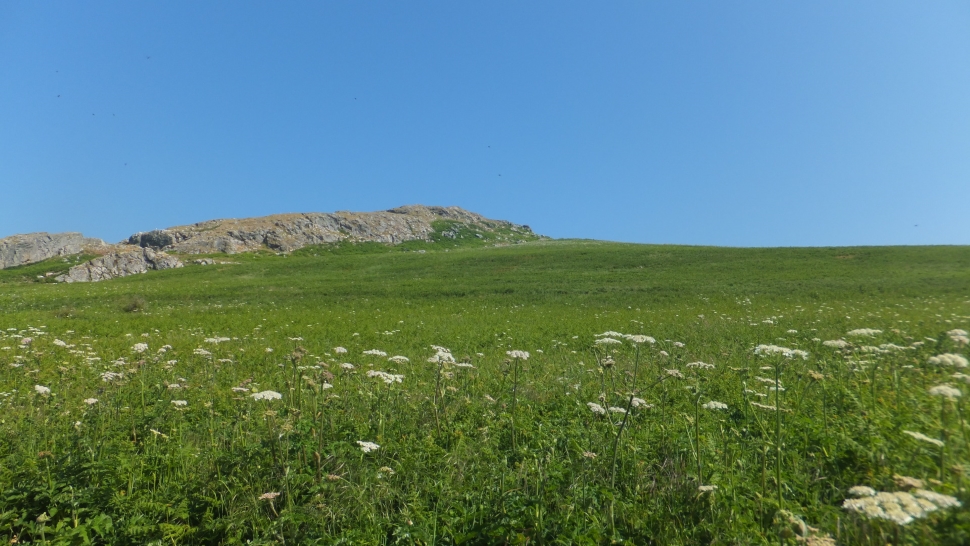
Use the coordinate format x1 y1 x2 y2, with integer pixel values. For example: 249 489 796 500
0 205 541 282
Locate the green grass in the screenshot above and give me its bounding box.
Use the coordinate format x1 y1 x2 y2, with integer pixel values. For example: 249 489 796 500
1 240 969 544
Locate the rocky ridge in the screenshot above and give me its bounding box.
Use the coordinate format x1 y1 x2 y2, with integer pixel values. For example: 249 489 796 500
126 205 533 254
55 248 184 283
1 206 536 282
0 232 107 269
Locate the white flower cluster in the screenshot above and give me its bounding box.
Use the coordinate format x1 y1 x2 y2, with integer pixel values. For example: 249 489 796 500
702 401 728 410
754 345 809 360
251 390 282 401
594 338 622 346
429 346 456 364
388 355 410 364
822 339 850 349
630 397 652 409
686 361 715 370
363 349 387 357
193 348 212 356
357 440 380 453
587 402 607 415
843 487 961 525
100 371 123 382
948 329 969 345
132 343 148 353
847 328 882 337
506 350 530 360
928 385 961 400
333 347 348 354
205 337 231 344
928 353 969 368
367 370 404 384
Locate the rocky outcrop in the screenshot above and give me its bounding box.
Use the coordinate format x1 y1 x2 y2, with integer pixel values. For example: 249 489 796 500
125 205 535 254
56 248 183 283
0 232 107 269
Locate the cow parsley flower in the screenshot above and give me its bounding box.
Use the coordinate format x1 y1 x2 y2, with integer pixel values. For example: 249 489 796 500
340 362 355 370
928 385 961 400
596 331 624 338
698 485 717 493
83 398 98 405
506 350 530 360
259 492 280 500
623 334 655 344
686 361 715 369
132 343 148 353
665 369 684 379
928 354 969 368
848 486 877 497
702 401 728 410
388 355 410 364
754 345 809 359
333 347 348 354
594 338 622 346
251 390 282 401
823 339 849 349
363 349 387 357
171 400 187 407
357 440 380 453
847 328 882 337
631 397 652 408
608 406 626 414
587 402 607 415
367 370 404 384
34 385 50 395
193 348 212 356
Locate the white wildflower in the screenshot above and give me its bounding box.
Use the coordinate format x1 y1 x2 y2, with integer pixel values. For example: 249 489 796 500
595 331 624 338
686 361 715 370
847 328 882 337
665 369 684 379
53 339 67 347
823 339 850 349
506 350 530 360
367 370 404 384
132 343 148 353
587 402 607 415
333 347 348 354
251 390 282 401
357 440 380 453
702 401 728 410
848 486 877 497
698 485 717 493
928 385 962 400
594 338 622 346
623 334 655 344
754 344 808 359
83 398 98 405
171 400 187 407
608 406 626 414
265 347 273 353
34 385 50 395
20 337 32 345
631 397 652 408
100 371 123 382
928 354 969 368
259 492 280 500
363 349 387 357
388 355 410 364
193 348 212 356
205 337 231 344
340 362 355 370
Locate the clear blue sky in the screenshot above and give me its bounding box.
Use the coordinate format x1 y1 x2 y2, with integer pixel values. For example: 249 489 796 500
2 2 968 246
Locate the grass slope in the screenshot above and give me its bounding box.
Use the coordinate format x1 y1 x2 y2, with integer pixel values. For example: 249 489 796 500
1 241 969 544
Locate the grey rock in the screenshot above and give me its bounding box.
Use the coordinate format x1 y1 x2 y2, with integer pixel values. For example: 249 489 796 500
125 205 536 255
56 248 183 283
0 232 107 269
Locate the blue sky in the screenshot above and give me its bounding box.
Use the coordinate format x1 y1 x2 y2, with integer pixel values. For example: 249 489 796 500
2 2 968 246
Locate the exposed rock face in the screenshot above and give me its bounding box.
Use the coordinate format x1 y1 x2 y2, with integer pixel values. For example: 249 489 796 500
56 248 183 283
125 205 534 254
0 232 107 269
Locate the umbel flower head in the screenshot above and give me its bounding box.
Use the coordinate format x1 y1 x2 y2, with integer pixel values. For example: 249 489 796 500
506 350 530 360
357 440 380 453
251 390 282 401
702 401 728 410
754 345 809 360
928 385 962 400
843 487 961 525
903 430 944 448
928 354 969 368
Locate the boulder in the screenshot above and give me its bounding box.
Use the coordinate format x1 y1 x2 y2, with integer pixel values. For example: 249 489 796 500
0 232 107 269
56 248 183 283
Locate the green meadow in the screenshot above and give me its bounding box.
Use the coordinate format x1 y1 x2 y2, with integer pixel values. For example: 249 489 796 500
1 240 969 544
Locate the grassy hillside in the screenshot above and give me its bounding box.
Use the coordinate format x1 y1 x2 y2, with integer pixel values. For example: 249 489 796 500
1 241 969 544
